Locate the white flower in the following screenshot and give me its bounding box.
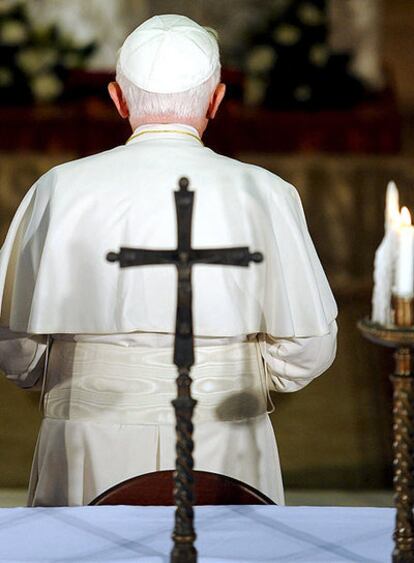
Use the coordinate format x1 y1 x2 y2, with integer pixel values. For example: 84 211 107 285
17 48 58 75
297 3 324 26
0 19 28 45
244 76 267 106
30 72 63 102
246 46 277 73
0 66 13 87
273 25 301 46
309 44 329 67
294 84 312 102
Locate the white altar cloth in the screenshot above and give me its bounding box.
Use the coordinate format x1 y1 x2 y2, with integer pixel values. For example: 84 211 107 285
0 505 393 562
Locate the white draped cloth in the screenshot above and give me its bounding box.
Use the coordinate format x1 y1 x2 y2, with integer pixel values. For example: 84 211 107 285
0 123 337 506
0 505 394 562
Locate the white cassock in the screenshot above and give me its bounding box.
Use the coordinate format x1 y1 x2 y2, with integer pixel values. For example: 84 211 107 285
0 123 337 506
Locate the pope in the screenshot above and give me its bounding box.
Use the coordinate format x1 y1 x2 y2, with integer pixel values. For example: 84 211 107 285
0 14 337 506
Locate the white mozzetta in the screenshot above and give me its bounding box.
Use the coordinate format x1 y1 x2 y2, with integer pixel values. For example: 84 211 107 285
0 124 337 338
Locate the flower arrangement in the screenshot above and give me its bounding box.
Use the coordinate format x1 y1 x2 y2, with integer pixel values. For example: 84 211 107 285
244 0 366 110
0 0 95 104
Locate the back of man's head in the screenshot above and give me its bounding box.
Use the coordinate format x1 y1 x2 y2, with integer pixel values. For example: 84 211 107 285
116 15 221 122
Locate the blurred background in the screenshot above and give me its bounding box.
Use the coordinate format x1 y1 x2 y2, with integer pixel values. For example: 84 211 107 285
0 0 413 507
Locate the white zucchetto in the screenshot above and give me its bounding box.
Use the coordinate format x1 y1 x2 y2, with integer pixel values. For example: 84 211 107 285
118 14 220 94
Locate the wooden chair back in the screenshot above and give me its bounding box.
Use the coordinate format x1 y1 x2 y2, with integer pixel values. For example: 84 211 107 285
90 470 275 506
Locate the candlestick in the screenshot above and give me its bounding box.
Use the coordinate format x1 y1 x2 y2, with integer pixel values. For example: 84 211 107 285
358 310 414 563
366 184 414 560
390 298 414 563
395 207 414 298
393 295 414 327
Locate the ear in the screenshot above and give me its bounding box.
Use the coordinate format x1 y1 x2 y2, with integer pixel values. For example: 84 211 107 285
207 83 226 119
108 81 129 119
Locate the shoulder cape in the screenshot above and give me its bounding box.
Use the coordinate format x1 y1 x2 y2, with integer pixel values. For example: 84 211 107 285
0 148 337 337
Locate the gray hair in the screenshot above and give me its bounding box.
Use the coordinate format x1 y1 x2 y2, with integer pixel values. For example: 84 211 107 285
116 62 221 121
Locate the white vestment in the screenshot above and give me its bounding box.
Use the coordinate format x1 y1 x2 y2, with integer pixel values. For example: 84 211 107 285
0 123 337 506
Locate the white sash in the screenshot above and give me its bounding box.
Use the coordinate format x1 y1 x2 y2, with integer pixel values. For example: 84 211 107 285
43 340 268 425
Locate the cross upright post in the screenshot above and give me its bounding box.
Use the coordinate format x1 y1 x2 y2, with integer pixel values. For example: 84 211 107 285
107 176 263 562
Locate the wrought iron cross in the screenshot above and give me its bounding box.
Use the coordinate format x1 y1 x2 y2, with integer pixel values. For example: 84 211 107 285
107 177 263 563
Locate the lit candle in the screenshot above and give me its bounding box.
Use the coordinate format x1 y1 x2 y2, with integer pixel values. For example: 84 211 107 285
385 180 400 231
395 207 414 298
372 181 401 324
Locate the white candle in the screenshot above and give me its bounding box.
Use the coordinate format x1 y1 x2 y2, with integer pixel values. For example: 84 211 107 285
385 180 400 231
395 207 414 298
372 181 401 323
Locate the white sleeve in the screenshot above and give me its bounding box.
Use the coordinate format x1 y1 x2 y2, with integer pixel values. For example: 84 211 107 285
0 327 47 388
259 321 337 393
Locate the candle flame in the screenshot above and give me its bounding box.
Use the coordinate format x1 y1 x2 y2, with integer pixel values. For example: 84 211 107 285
400 206 412 226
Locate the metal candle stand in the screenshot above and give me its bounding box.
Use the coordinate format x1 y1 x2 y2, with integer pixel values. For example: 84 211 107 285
358 297 414 563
